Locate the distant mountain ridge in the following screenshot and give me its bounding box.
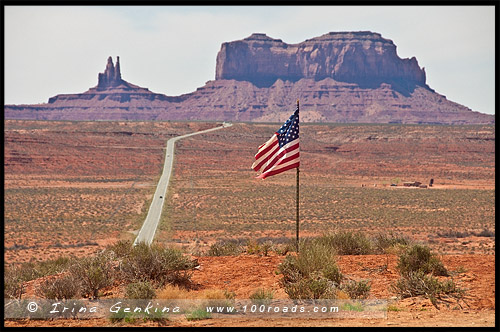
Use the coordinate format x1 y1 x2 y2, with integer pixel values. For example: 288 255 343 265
4 32 494 124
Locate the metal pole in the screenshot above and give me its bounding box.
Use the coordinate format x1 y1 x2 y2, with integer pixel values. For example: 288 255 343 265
296 166 300 252
296 99 300 252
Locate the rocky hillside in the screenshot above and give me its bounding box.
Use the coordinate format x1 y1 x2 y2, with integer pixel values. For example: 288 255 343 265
4 32 494 124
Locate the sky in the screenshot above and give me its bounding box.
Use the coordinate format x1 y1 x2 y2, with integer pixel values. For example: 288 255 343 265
4 5 496 115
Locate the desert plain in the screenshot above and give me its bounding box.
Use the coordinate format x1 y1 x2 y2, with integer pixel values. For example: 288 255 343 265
3 119 495 327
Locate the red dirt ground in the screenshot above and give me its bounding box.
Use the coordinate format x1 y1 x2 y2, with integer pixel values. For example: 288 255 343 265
4 121 495 327
5 253 495 327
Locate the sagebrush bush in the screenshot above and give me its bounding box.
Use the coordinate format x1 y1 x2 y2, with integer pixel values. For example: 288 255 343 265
283 273 336 300
278 240 341 299
4 256 76 299
279 241 336 281
397 244 448 277
125 281 156 299
185 307 211 321
4 267 24 299
120 243 194 287
392 244 466 308
246 240 273 256
391 270 466 307
322 264 343 285
207 240 242 256
106 240 133 258
317 231 372 255
36 256 74 275
373 232 411 254
273 243 294 256
35 275 80 300
69 253 114 299
5 257 74 284
340 279 371 299
249 288 274 304
476 228 495 237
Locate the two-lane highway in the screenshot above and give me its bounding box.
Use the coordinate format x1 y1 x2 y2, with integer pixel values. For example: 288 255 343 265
133 122 232 246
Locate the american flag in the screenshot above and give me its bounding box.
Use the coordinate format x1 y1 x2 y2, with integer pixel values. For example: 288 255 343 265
252 106 300 179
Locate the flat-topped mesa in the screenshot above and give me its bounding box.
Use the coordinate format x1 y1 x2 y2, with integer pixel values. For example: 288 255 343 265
97 56 124 90
216 31 427 89
4 32 494 125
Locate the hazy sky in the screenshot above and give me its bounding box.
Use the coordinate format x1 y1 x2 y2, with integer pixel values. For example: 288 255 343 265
4 5 495 115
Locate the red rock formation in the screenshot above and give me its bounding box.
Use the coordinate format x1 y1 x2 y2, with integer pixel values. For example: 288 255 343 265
216 32 427 92
97 56 123 89
4 33 495 125
46 56 173 106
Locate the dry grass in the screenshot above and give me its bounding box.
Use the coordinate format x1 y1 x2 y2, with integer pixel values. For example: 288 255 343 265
4 120 220 265
159 123 495 255
156 284 230 300
156 284 192 299
4 121 495 266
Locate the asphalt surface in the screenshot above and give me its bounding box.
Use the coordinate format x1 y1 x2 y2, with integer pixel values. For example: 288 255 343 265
133 122 233 246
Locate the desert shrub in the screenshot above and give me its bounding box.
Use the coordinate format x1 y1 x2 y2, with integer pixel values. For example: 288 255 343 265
278 238 373 300
373 232 411 254
200 289 237 314
279 240 338 282
35 275 80 300
200 289 228 300
283 273 336 300
273 243 294 256
207 240 242 256
4 267 24 299
223 289 236 300
437 230 471 238
340 279 371 299
317 231 373 255
69 252 114 299
397 244 448 277
185 307 211 321
249 288 274 304
392 244 466 308
106 240 133 258
476 229 495 237
436 228 495 239
156 284 191 299
322 264 343 285
109 310 139 324
278 240 341 299
5 256 74 285
36 256 74 275
120 243 194 287
246 240 273 256
391 270 466 308
4 256 76 299
9 263 40 284
125 281 156 299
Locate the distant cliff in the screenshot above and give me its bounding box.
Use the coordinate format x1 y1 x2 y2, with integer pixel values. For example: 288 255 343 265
4 32 494 124
216 32 427 91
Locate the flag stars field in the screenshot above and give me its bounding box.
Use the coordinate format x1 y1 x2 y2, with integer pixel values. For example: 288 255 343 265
252 105 300 180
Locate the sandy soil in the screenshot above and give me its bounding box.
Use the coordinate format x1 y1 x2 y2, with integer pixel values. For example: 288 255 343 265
5 254 494 327
4 121 495 327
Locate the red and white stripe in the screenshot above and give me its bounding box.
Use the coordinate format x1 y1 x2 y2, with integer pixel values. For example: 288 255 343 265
252 134 300 179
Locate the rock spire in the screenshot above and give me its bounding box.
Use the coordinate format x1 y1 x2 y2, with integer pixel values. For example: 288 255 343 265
97 56 123 90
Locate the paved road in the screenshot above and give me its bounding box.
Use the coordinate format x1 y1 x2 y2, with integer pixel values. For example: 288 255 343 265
133 122 233 246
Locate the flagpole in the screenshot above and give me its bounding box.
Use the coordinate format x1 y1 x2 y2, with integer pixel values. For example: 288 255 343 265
296 99 300 252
